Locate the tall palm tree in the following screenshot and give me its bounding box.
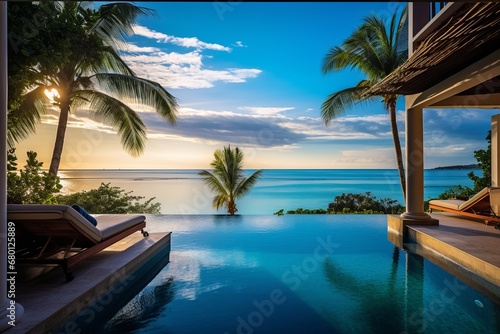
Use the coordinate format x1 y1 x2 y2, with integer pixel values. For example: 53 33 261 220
321 6 408 202
199 145 263 215
8 2 178 175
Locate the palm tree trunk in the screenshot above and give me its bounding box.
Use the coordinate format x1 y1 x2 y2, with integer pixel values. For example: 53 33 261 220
228 197 237 215
49 100 70 175
389 101 406 203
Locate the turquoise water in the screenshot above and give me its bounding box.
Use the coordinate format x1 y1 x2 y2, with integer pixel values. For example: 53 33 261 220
96 215 499 334
58 169 477 214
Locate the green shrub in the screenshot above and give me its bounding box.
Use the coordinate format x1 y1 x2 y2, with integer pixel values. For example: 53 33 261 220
327 192 404 214
7 149 62 204
57 182 161 214
285 208 328 214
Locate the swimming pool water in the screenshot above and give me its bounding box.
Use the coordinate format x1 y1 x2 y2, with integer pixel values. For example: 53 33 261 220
99 215 500 334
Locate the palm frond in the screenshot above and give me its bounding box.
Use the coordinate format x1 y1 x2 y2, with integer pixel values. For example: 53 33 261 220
85 46 135 77
199 170 228 197
235 170 263 199
213 194 228 211
199 169 231 210
73 90 147 156
212 147 231 190
92 3 157 50
8 86 50 145
321 86 368 125
91 73 178 124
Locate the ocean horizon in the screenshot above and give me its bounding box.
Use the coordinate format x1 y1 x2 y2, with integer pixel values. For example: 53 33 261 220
57 168 478 215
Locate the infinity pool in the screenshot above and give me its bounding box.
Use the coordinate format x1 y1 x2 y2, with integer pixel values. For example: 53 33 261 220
95 215 500 333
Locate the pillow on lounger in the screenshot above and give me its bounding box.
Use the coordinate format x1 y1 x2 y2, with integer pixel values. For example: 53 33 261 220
71 204 98 226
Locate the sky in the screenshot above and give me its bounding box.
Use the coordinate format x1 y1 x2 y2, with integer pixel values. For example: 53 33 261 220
15 1 500 170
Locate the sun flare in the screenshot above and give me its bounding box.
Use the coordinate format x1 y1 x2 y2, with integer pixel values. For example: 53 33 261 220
44 88 60 102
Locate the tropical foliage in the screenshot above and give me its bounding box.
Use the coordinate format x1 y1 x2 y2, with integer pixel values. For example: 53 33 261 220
7 1 178 175
327 192 404 214
321 6 408 202
199 146 263 215
467 130 491 192
7 149 62 204
433 130 491 201
6 149 159 213
274 192 404 215
57 182 161 214
286 208 328 214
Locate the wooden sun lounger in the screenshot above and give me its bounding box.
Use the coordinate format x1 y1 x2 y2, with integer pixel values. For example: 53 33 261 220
429 187 500 226
7 204 149 281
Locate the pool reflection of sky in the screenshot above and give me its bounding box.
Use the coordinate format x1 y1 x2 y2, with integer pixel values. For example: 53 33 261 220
101 215 500 334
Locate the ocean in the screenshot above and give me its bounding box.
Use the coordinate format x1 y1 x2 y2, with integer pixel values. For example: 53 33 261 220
57 169 478 215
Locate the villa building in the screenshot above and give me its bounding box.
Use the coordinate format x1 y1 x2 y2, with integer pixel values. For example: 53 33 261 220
368 2 500 224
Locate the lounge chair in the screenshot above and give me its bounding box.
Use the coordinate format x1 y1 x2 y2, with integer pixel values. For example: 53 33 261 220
7 204 149 282
429 187 500 226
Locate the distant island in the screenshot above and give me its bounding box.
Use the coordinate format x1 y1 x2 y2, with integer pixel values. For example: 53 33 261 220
433 164 479 170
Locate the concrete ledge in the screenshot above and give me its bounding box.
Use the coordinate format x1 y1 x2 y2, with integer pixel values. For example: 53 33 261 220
387 214 439 246
406 223 500 288
388 214 439 234
11 232 171 334
389 213 500 304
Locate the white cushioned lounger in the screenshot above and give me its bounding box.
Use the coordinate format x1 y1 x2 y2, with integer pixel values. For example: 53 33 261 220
7 204 148 281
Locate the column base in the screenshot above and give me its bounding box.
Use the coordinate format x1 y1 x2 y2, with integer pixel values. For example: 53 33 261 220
400 211 434 221
388 214 439 248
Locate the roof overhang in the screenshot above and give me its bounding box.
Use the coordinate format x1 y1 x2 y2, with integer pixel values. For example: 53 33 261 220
366 2 500 101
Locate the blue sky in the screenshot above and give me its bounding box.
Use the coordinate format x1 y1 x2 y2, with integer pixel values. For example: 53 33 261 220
16 2 499 169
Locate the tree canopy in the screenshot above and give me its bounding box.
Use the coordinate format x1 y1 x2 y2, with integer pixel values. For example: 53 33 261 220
199 146 263 215
321 6 408 202
8 1 179 174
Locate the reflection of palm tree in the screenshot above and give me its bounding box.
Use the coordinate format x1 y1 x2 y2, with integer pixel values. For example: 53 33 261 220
104 277 175 333
199 145 263 215
323 251 405 332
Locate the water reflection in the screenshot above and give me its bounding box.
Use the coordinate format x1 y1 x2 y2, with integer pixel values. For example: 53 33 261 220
103 276 175 333
323 246 407 333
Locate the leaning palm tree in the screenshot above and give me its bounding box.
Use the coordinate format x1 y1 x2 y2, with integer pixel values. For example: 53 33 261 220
199 146 263 215
8 2 178 175
321 6 408 202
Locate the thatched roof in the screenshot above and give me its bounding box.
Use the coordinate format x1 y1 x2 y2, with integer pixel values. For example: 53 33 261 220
366 2 500 96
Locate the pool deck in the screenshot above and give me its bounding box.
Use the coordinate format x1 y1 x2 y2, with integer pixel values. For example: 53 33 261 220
7 230 171 334
388 212 500 304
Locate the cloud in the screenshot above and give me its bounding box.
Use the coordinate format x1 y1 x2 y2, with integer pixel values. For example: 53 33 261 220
140 107 306 148
132 25 231 52
238 106 294 115
335 148 396 165
122 55 262 89
423 108 497 151
119 43 161 53
38 101 497 168
117 25 262 89
233 41 247 48
43 103 403 148
121 51 203 66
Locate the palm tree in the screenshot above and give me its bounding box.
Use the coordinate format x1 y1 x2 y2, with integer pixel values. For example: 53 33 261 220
199 145 263 215
321 6 408 202
8 2 178 175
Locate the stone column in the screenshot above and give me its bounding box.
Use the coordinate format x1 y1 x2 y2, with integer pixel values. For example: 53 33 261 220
491 114 500 187
491 114 500 215
401 107 432 220
1 3 24 331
